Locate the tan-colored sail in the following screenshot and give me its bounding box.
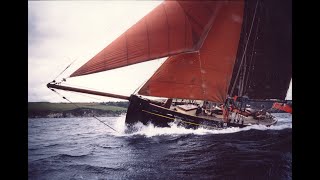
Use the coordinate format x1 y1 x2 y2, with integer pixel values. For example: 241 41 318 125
70 1 225 77
138 1 244 103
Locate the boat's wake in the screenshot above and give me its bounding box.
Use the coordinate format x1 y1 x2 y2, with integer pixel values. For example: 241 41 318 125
111 113 292 137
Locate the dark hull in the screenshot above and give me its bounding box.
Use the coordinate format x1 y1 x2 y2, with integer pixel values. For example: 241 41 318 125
125 95 253 130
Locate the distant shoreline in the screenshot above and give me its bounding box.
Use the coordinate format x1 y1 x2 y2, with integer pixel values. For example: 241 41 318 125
28 102 128 118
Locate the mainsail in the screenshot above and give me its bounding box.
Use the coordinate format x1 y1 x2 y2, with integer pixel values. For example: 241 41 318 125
70 0 227 77
228 0 292 100
46 0 290 131
68 0 291 102
138 1 244 103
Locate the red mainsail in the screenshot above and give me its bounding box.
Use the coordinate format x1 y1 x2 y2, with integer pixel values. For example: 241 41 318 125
138 1 244 103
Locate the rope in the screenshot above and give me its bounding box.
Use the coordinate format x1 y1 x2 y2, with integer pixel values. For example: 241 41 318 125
197 51 207 102
133 58 166 95
244 13 261 93
53 58 77 81
230 0 260 96
48 88 119 133
240 54 247 96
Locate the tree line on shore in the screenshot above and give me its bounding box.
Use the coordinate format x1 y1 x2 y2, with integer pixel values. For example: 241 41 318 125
28 101 129 118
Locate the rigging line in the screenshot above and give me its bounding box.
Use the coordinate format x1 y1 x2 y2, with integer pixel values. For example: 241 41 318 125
230 0 259 96
239 0 250 97
49 88 119 133
243 57 248 95
197 51 207 102
133 81 144 95
240 53 247 96
133 58 166 95
245 5 261 93
54 58 78 80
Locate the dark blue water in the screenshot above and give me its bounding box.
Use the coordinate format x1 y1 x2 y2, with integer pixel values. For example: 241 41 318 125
28 113 292 179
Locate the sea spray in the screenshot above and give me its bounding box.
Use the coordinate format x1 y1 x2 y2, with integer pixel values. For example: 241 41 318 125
112 113 292 137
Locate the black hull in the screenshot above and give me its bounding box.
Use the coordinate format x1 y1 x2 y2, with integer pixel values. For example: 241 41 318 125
125 95 248 130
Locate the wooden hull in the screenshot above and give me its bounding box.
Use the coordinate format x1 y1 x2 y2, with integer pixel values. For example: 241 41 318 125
125 95 277 131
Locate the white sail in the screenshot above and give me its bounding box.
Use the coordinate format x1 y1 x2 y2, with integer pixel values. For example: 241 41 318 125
285 79 292 100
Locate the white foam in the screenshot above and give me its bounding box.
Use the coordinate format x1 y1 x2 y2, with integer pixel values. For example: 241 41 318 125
111 113 292 137
112 114 127 134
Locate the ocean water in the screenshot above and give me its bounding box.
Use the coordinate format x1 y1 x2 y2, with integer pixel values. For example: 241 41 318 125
28 113 292 179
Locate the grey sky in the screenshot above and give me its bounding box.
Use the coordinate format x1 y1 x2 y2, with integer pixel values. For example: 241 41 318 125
28 1 165 102
28 1 292 102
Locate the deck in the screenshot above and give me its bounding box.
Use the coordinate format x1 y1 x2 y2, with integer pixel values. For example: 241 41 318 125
170 104 277 127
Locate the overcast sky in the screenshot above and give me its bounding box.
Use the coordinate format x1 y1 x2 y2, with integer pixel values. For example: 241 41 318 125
28 1 167 102
28 1 291 102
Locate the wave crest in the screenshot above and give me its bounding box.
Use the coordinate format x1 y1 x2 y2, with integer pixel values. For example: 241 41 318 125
112 113 292 137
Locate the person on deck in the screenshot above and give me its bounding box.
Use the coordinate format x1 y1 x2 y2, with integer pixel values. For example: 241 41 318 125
233 94 249 112
240 93 249 111
163 98 173 108
254 104 267 119
196 105 202 116
202 101 209 115
259 104 266 115
222 105 230 122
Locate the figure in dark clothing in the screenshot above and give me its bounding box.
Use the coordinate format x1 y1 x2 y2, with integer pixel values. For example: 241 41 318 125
196 106 202 116
240 94 249 111
163 98 173 108
232 94 249 112
254 104 267 120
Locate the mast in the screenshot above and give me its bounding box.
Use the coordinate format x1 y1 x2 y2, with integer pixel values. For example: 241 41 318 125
47 83 130 100
228 0 292 100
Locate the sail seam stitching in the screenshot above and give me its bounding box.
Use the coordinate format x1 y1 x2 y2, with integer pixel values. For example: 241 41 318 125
162 3 170 54
125 32 129 65
143 18 150 58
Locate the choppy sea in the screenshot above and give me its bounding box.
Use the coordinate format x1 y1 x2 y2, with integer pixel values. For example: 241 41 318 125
28 113 292 179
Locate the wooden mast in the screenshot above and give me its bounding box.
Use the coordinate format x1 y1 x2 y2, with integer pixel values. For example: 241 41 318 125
47 83 130 100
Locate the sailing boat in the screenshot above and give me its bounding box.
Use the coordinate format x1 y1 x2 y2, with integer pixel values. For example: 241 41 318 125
47 0 291 130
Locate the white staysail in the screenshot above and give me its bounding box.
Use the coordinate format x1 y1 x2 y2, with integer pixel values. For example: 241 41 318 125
285 79 292 100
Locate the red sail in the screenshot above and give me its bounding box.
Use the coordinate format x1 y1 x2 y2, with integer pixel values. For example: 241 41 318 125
138 1 244 103
70 1 224 77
